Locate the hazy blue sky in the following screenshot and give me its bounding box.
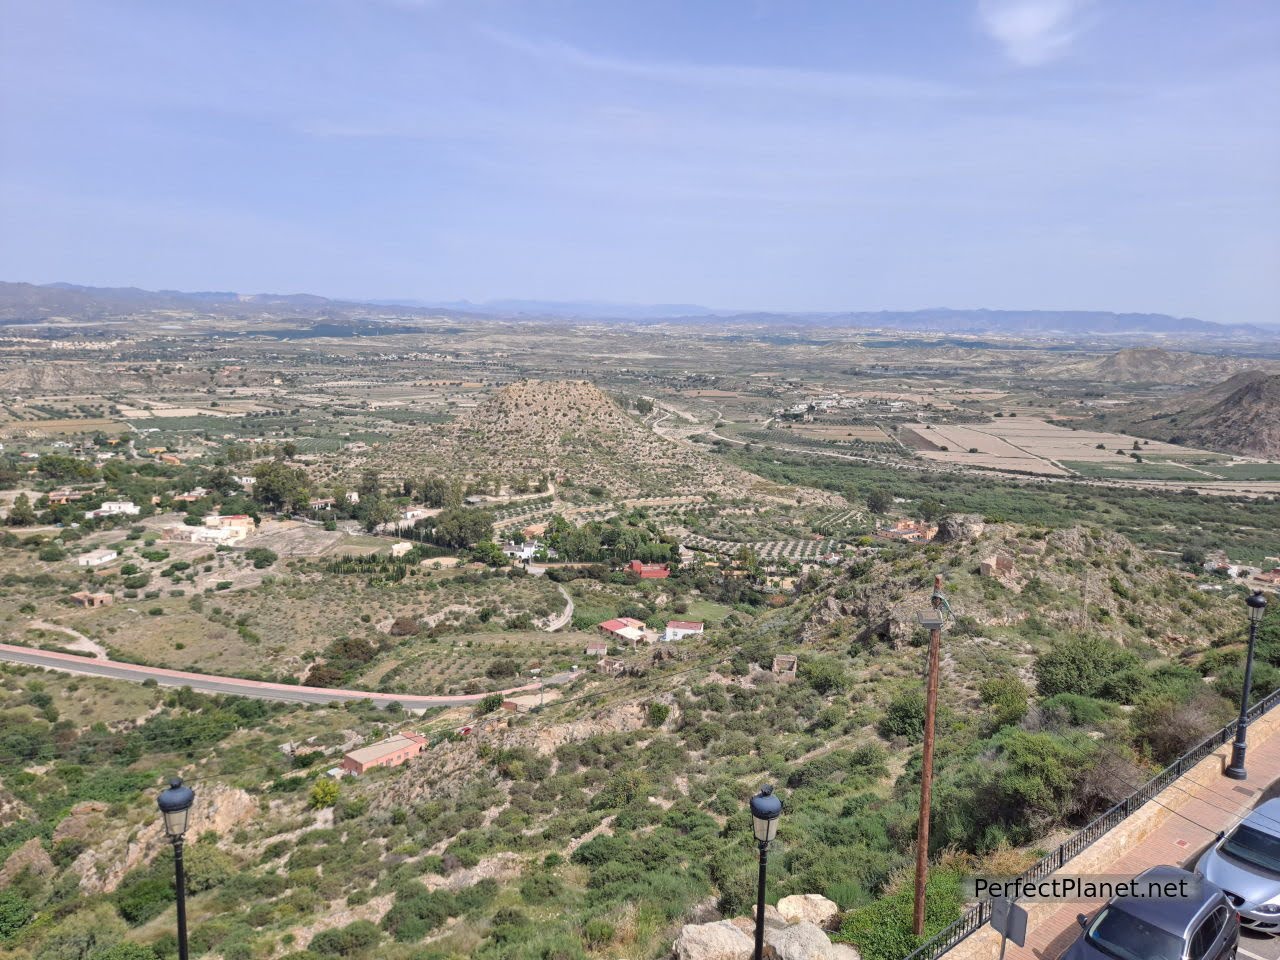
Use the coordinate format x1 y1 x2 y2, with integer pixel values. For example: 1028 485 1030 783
2 1 1278 323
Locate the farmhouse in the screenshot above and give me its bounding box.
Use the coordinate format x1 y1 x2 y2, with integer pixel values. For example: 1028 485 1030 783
84 501 140 519
598 617 651 645
585 639 609 657
46 490 84 505
663 621 704 642
309 497 336 510
76 548 118 567
876 519 936 544
70 591 113 608
340 732 429 775
172 487 208 504
625 560 670 579
1257 569 1280 587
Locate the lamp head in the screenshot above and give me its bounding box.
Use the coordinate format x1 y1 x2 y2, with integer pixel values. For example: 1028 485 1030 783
750 784 782 844
157 777 195 838
1247 590 1268 624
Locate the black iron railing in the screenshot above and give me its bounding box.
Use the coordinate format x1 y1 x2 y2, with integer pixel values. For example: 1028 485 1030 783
903 684 1280 960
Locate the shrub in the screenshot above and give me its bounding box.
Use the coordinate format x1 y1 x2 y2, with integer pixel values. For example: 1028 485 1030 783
878 692 926 741
978 677 1028 728
0 890 33 943
836 868 965 960
1033 636 1139 698
309 778 339 810
244 548 278 569
309 920 381 957
646 702 671 727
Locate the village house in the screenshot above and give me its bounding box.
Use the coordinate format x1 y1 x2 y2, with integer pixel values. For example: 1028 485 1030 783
585 639 609 657
70 590 113 608
402 508 432 523
340 732 429 775
663 620 705 642
84 501 140 519
76 548 118 567
46 490 84 506
308 497 336 510
625 559 670 579
598 617 651 646
501 540 557 562
172 487 208 504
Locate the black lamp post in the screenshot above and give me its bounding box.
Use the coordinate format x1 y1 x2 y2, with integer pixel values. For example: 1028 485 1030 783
749 784 782 960
1225 591 1269 780
157 777 195 960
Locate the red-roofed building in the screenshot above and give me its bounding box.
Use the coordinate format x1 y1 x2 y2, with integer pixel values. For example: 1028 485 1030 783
626 560 670 579
599 617 647 645
340 732 429 775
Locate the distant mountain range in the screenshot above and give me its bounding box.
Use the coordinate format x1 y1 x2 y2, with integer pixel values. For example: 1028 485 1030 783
0 280 1271 337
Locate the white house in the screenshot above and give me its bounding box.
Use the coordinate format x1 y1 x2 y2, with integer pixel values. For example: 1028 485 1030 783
663 620 705 643
390 541 413 558
76 548 118 567
501 540 557 562
84 501 140 519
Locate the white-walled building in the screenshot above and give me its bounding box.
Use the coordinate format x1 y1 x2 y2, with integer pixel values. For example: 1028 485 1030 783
76 548 118 567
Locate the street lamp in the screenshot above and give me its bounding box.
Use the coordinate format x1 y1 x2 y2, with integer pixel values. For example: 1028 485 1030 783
749 785 783 960
1225 591 1268 780
157 777 195 960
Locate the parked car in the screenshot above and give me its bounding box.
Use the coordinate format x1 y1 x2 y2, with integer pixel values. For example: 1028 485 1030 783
1198 797 1280 934
1064 865 1238 960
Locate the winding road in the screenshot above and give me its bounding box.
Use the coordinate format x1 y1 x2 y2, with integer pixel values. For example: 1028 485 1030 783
0 643 541 709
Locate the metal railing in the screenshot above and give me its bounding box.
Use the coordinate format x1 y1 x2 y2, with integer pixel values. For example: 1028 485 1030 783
904 684 1280 960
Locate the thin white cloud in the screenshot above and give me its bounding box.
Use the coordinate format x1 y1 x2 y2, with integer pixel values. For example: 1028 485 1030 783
481 27 965 101
978 0 1092 66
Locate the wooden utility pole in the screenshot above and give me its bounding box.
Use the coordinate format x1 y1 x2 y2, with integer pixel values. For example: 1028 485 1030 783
913 574 946 937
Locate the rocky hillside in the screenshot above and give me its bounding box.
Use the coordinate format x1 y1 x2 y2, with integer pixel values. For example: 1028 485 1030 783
1103 371 1280 458
441 379 831 502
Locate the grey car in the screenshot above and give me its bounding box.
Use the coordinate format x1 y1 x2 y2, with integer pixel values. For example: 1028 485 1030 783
1198 797 1280 934
1063 866 1238 960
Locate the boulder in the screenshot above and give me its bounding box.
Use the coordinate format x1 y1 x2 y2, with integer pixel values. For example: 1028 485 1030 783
672 920 755 960
777 894 840 930
931 514 985 544
728 904 787 936
764 922 860 960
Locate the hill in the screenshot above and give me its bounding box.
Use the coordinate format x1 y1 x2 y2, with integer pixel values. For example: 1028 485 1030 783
435 379 823 502
1103 372 1280 458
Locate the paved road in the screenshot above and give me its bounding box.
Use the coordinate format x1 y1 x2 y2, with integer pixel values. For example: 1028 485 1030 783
0 643 541 710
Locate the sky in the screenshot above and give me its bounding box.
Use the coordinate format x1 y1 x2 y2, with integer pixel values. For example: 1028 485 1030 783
1 0 1278 324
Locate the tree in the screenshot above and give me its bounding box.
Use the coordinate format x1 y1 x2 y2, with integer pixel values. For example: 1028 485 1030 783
252 461 311 512
244 547 277 569
309 777 339 809
6 493 36 527
866 489 893 514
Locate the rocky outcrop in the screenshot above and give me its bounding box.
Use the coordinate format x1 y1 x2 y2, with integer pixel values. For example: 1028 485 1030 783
764 923 859 960
931 514 985 544
0 837 55 886
672 919 755 960
68 783 257 894
674 899 858 960
777 894 840 930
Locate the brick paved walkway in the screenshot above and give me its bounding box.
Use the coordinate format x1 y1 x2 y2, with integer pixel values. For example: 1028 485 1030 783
948 709 1280 960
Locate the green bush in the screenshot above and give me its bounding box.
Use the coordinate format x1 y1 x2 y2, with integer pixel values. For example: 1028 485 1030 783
978 677 1028 728
878 693 926 741
0 890 33 943
836 868 965 960
646 702 671 727
309 920 380 957
1034 635 1139 698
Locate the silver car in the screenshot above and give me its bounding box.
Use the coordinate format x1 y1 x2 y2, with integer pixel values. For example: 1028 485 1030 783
1197 797 1280 934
